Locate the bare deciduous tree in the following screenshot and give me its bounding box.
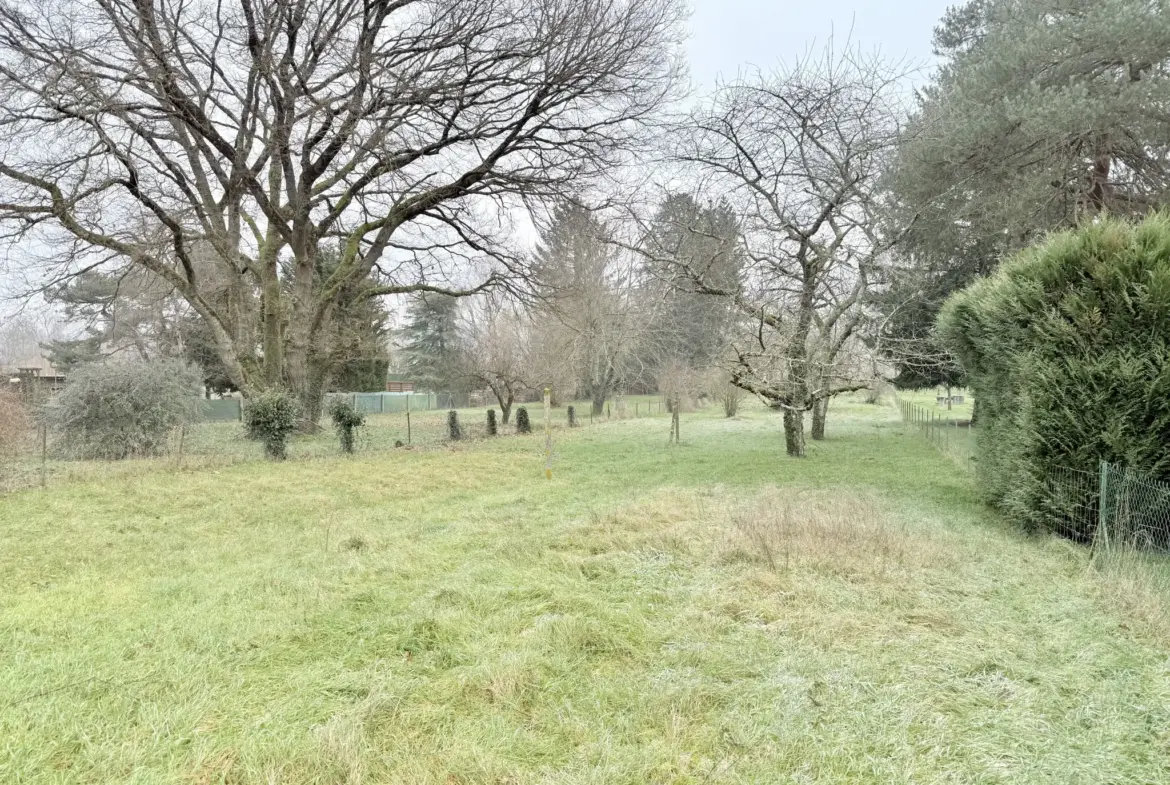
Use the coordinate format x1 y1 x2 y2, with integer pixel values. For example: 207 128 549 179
460 295 530 424
654 47 907 456
0 0 684 421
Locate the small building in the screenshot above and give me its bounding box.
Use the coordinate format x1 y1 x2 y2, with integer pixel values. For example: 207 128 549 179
385 373 415 393
3 356 66 398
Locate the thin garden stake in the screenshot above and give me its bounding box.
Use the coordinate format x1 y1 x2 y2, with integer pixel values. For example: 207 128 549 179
39 423 47 487
543 388 553 480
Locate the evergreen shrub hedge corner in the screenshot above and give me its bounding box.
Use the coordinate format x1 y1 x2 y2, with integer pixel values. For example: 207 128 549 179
938 214 1170 536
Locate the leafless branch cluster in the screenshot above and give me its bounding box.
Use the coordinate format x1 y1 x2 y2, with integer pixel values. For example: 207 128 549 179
0 0 685 417
644 45 909 454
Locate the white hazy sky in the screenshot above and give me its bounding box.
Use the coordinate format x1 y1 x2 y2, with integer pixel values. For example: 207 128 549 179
686 0 955 89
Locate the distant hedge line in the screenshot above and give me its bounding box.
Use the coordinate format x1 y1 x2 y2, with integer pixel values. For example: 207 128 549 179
938 215 1170 536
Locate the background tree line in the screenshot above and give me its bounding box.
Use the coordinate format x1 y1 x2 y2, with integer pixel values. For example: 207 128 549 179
5 0 1169 462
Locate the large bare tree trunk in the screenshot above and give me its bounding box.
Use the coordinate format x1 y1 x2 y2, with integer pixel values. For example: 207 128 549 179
811 398 828 441
783 410 806 457
592 393 606 416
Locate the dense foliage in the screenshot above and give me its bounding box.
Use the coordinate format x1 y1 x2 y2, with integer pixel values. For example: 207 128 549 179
41 358 202 460
881 0 1170 385
938 215 1170 535
447 410 462 441
244 390 300 461
515 406 532 434
327 398 366 454
486 409 498 436
402 294 464 394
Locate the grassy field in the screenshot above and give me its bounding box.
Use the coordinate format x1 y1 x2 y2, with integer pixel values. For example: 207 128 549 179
2 398 1169 783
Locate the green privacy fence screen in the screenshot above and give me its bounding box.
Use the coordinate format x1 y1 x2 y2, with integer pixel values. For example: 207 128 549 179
322 392 470 414
201 398 242 422
197 392 476 422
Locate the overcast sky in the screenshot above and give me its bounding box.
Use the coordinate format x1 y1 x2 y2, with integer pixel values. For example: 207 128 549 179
687 0 955 90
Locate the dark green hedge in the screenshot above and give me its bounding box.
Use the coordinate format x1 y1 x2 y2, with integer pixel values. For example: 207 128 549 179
938 215 1170 535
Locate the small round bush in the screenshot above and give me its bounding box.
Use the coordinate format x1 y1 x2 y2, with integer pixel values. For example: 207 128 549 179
486 408 498 436
328 398 365 454
40 358 202 460
244 390 299 460
447 409 462 441
515 406 531 434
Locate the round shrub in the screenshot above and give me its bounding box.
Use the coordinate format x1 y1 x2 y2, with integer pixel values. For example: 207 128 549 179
486 408 498 436
328 398 365 454
515 406 531 434
40 358 202 460
447 409 462 441
567 404 577 427
244 390 300 460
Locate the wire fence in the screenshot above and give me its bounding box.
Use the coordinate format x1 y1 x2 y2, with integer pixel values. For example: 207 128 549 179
896 393 1170 609
894 397 977 470
0 394 677 495
1037 462 1170 610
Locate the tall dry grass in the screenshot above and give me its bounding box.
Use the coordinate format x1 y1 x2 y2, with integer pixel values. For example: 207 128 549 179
0 391 35 491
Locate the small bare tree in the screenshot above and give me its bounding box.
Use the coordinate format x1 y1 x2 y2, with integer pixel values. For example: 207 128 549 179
0 0 685 422
460 295 531 425
654 46 907 456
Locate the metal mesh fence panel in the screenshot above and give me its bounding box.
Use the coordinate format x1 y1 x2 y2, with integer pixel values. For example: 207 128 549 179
1099 463 1170 554
1038 464 1099 542
0 395 673 495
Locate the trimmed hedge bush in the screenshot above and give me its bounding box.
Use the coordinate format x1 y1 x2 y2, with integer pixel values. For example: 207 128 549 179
515 406 531 434
447 410 462 441
938 215 1170 536
486 409 498 436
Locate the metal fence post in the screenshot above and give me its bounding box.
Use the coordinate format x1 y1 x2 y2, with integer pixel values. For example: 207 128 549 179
1097 461 1110 555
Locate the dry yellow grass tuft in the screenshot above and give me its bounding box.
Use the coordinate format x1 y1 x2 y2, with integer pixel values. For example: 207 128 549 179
583 485 953 581
717 488 951 577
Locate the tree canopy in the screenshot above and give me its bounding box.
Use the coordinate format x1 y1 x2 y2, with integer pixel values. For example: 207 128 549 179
881 0 1170 384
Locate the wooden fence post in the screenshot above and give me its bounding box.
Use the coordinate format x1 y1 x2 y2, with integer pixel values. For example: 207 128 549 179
39 424 47 488
543 388 553 481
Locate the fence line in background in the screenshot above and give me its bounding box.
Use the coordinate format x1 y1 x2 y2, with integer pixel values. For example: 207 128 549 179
893 396 976 470
0 394 677 494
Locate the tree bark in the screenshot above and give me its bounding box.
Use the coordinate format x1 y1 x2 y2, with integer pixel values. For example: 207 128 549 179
592 394 606 416
783 409 806 457
811 398 828 441
500 393 513 425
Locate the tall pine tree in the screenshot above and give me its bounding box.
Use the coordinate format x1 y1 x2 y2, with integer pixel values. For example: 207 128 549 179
400 294 463 393
881 0 1170 385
